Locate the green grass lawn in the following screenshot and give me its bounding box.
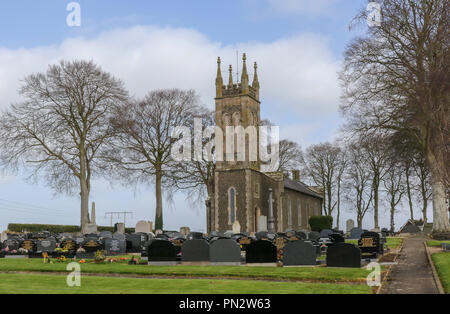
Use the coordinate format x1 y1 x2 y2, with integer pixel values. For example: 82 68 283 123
0 258 370 282
427 240 450 247
0 273 371 294
345 237 403 249
431 252 450 294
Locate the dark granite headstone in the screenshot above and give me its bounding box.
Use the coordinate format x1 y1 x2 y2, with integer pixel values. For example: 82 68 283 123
82 239 102 253
295 231 307 240
126 234 142 253
326 243 361 268
329 233 345 243
350 227 364 239
182 239 209 262
402 224 421 233
3 238 20 251
255 231 269 241
308 231 320 241
245 240 277 264
187 232 205 240
37 238 56 253
99 231 113 239
105 238 126 255
148 240 177 262
320 229 333 238
20 239 36 253
60 239 77 252
210 239 241 264
112 232 126 241
282 241 317 266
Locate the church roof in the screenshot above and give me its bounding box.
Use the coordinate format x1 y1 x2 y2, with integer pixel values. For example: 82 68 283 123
283 177 323 199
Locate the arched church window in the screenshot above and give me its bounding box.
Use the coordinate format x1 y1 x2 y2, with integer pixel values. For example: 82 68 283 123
232 112 240 126
223 113 230 126
228 187 236 224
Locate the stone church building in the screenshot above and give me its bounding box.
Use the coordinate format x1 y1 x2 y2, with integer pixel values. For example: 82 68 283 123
206 54 323 233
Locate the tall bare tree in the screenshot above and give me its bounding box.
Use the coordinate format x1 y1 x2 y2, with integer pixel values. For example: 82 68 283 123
344 143 374 228
413 154 432 223
383 160 405 232
340 0 450 236
303 142 341 217
107 89 200 230
0 60 128 233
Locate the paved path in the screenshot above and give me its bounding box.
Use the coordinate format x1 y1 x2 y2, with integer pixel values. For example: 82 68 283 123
381 235 439 294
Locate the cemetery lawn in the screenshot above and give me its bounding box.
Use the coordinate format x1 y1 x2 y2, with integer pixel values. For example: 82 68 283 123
431 252 450 293
0 259 372 283
0 273 371 294
346 237 403 249
427 240 450 247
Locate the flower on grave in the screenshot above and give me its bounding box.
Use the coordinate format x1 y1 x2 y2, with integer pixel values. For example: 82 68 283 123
18 248 28 254
60 256 67 262
94 250 106 263
79 259 86 264
11 250 17 254
119 257 126 261
3 246 9 252
77 247 86 253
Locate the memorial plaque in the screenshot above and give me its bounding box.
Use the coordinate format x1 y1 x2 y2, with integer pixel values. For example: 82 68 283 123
21 240 36 252
61 239 77 252
350 227 364 240
82 239 102 253
4 238 20 251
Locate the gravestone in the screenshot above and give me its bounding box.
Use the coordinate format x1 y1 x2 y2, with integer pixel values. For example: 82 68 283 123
75 237 85 245
346 219 355 233
99 231 112 239
37 238 56 253
255 231 269 241
442 243 450 252
308 231 320 241
401 224 420 234
60 239 77 253
295 231 307 240
257 216 268 232
326 243 361 268
350 227 364 239
319 229 333 238
210 239 241 265
180 227 190 237
135 221 152 234
187 232 204 240
85 224 98 234
20 239 36 253
126 234 142 253
82 239 102 253
329 233 345 243
182 239 210 263
115 223 125 234
245 240 277 264
113 232 126 241
3 238 20 251
105 238 126 255
282 241 317 266
148 240 177 265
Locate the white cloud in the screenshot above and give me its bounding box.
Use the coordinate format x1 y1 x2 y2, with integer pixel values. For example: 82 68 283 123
266 0 340 15
0 25 340 117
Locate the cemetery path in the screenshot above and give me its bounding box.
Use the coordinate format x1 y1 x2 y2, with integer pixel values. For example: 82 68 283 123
380 235 439 294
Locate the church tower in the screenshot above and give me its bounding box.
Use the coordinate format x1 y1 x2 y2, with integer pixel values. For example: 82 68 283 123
215 54 261 171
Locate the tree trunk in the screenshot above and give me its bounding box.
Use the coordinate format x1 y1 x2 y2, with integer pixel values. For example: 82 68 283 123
154 168 163 231
336 181 341 230
427 151 450 233
80 176 90 234
390 201 395 233
373 177 379 229
405 171 414 220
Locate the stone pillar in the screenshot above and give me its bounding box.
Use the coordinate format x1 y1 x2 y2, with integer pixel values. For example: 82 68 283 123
267 188 275 233
91 201 96 225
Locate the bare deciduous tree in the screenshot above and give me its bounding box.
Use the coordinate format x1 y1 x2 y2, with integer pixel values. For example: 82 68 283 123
340 0 450 235
383 160 405 232
0 60 128 233
107 89 200 230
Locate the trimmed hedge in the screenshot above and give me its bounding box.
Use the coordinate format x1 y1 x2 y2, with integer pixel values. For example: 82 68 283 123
7 223 134 234
309 216 333 232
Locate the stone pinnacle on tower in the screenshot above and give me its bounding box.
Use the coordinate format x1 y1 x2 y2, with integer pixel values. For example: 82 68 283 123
241 53 249 94
252 62 260 100
216 57 223 97
228 64 233 86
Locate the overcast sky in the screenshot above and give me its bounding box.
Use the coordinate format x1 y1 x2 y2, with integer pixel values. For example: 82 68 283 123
0 0 426 232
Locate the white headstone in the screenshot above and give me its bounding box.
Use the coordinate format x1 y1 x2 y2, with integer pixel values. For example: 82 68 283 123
135 220 152 233
232 220 241 233
115 223 125 234
85 223 98 234
257 216 268 232
346 219 355 233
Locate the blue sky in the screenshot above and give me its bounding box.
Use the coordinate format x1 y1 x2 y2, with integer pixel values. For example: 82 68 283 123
0 1 418 232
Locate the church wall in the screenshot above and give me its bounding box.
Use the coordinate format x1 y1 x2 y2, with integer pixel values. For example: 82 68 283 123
281 189 323 231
